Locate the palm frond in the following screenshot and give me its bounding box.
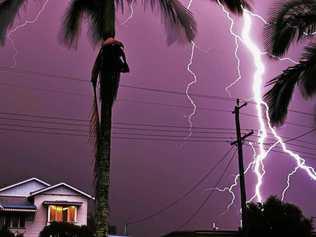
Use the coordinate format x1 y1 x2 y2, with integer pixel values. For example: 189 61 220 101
87 0 116 45
0 0 26 45
144 0 197 44
298 43 316 97
214 0 251 15
264 0 316 57
264 64 304 126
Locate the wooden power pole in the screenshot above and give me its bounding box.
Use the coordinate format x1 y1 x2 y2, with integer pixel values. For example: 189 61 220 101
231 99 253 237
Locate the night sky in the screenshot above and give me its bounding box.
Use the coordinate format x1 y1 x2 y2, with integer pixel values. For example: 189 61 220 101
0 0 316 236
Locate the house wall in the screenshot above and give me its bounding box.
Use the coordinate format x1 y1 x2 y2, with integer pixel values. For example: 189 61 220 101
23 189 88 237
0 181 48 197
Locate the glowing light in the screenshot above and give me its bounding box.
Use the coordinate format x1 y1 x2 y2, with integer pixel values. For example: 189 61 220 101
7 0 49 68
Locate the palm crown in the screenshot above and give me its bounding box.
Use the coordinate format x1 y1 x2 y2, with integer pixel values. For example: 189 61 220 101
0 0 251 47
264 0 316 126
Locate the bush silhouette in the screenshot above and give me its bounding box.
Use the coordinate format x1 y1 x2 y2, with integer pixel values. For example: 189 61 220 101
39 222 93 237
246 196 312 237
0 227 14 237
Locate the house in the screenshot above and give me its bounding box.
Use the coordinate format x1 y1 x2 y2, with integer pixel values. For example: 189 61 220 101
0 177 93 237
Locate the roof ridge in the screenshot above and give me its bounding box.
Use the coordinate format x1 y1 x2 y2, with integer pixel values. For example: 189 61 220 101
29 182 94 200
0 177 50 193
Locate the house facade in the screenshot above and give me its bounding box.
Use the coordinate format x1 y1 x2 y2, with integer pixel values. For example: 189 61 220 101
0 178 93 237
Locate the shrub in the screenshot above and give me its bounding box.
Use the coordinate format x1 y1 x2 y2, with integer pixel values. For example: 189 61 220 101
39 222 94 237
0 227 14 237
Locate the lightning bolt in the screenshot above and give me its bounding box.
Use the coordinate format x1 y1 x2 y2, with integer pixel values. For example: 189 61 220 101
7 0 49 68
281 166 300 201
121 0 135 25
219 3 243 98
184 0 198 139
210 142 256 214
217 2 316 206
185 41 198 138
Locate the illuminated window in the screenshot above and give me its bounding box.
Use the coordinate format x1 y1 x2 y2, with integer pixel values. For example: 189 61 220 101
48 206 77 223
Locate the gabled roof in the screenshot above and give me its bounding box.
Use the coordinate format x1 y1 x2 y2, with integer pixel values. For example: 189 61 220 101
0 178 50 193
29 182 94 200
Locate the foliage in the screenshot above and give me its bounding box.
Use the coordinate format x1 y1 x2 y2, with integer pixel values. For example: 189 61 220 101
264 0 316 125
39 222 94 237
246 196 313 237
0 227 14 237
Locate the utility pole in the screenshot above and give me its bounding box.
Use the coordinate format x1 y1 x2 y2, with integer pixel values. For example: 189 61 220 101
231 99 253 237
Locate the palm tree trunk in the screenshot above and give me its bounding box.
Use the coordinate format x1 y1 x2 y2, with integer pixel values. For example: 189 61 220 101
95 91 112 237
95 1 115 236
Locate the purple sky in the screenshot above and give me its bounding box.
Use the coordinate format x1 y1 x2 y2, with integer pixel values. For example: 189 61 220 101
1 0 316 236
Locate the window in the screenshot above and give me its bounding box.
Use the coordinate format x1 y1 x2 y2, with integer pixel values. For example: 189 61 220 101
0 215 26 229
12 216 19 228
0 215 5 228
48 206 77 223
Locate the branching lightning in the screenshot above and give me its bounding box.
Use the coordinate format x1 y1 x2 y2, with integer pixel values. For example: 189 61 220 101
218 3 243 98
215 1 316 210
7 0 49 68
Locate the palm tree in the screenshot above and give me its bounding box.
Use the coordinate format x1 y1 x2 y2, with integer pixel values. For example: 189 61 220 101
0 0 250 236
263 0 316 126
61 1 197 236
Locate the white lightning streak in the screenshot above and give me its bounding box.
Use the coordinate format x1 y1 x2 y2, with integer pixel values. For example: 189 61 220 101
243 9 316 202
211 142 256 213
218 2 243 97
184 1 198 138
216 0 268 204
121 1 135 25
7 0 49 68
217 1 315 206
185 41 198 138
281 166 300 201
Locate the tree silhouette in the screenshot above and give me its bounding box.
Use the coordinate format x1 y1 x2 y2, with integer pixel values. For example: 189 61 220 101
247 196 313 237
263 0 316 126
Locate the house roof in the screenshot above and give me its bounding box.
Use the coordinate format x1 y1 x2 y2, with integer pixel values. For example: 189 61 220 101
0 177 50 193
0 196 37 212
29 182 94 200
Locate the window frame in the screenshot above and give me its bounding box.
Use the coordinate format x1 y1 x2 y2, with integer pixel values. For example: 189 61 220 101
47 205 77 224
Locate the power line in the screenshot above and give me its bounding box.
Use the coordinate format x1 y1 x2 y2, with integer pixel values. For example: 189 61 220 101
0 117 245 136
1 67 316 118
176 149 238 230
127 147 235 226
0 126 233 143
0 66 315 117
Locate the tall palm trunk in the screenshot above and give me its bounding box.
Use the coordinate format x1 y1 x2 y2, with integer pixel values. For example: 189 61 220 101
95 83 112 237
95 1 115 236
